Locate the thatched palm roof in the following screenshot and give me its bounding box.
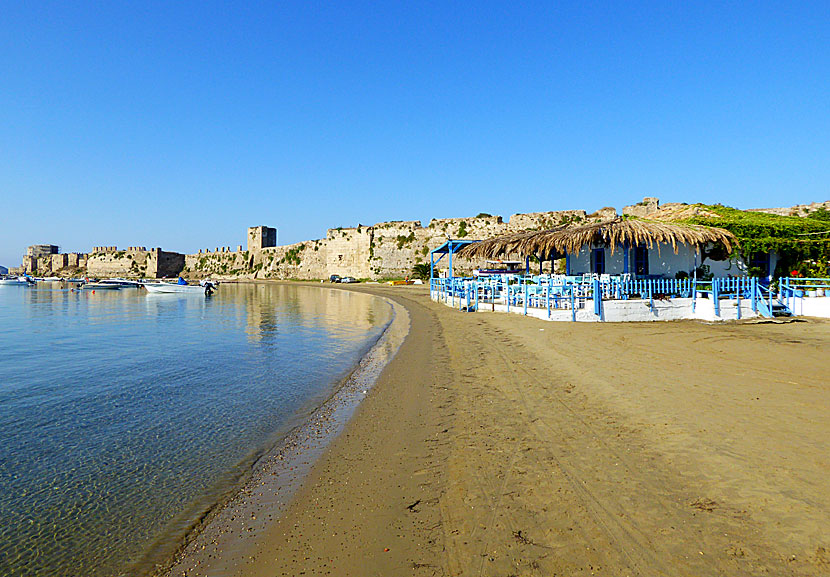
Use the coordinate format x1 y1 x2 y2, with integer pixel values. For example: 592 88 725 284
458 225 569 260
458 217 738 259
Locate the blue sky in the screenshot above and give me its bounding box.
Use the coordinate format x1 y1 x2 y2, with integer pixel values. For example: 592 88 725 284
1 2 828 266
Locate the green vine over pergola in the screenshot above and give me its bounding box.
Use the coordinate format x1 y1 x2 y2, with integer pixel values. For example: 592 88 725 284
676 205 830 276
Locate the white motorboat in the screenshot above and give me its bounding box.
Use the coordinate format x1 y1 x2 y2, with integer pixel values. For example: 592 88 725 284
0 276 35 286
143 281 216 295
81 282 121 290
100 278 142 288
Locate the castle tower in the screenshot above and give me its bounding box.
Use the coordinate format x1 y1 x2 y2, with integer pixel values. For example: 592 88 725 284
247 226 277 252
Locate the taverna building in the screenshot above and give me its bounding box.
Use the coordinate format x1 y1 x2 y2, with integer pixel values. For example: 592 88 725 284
430 218 827 322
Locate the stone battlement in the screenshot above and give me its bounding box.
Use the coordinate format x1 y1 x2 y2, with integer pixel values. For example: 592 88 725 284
29 197 826 282
184 206 621 281
86 248 185 278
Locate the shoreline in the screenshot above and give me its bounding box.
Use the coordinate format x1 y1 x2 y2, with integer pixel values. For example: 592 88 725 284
218 284 830 577
109 282 830 576
153 289 410 577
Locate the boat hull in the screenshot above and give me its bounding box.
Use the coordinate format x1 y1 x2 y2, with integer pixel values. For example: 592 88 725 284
81 283 121 290
143 283 213 295
0 277 34 285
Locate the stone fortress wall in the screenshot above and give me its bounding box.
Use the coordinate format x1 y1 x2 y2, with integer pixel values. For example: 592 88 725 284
182 206 620 281
15 197 826 280
9 204 627 280
17 245 184 279
85 247 185 278
186 196 791 281
20 251 88 276
746 200 830 217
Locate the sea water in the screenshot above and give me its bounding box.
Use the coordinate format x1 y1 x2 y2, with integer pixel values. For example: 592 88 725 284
0 283 391 577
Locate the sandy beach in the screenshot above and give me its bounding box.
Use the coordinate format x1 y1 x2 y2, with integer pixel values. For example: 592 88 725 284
171 283 830 577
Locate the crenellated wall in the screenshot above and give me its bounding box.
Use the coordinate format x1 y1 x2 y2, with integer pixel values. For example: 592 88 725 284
86 248 184 278
21 252 86 275
184 208 612 280
87 250 147 277
51 254 68 270
14 197 828 280
506 210 587 230
326 226 375 278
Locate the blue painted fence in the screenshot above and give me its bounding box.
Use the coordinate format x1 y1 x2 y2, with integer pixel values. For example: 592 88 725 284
779 277 830 314
429 275 787 320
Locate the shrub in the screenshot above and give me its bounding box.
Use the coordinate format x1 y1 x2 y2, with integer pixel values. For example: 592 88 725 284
807 206 830 222
395 232 416 250
411 263 432 280
282 245 304 265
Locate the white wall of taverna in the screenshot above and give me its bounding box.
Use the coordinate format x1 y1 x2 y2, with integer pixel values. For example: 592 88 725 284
788 295 830 318
566 242 754 279
435 292 760 322
567 243 701 277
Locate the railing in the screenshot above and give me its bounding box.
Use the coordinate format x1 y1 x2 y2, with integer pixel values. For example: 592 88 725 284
430 275 590 320
711 276 754 318
430 275 782 320
754 283 776 318
780 277 830 315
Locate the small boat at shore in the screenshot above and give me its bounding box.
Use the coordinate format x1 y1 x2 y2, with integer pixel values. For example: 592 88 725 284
143 280 216 296
100 278 142 288
81 282 121 290
0 276 35 285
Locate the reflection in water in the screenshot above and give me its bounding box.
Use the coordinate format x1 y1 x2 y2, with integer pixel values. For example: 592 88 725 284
240 284 387 343
0 283 390 577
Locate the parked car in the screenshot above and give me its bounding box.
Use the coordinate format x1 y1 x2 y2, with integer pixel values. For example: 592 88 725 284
340 277 358 284
329 275 341 283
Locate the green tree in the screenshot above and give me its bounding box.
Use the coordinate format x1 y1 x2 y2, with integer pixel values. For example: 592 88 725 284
411 263 432 281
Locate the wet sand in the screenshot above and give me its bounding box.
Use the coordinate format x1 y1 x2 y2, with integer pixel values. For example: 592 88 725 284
174 284 830 577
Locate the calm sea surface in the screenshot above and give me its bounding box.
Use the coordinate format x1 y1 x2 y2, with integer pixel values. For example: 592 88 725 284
0 282 391 577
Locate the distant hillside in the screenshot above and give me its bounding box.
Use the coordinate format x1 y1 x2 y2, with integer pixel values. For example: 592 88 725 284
747 200 830 217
